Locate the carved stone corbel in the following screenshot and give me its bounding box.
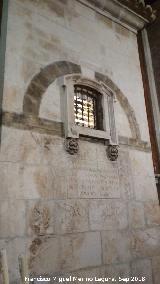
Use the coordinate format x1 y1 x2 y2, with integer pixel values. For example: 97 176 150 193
107 145 119 161
155 174 160 185
65 138 79 155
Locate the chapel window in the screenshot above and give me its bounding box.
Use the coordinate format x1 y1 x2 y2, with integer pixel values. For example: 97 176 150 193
59 75 118 158
74 85 103 130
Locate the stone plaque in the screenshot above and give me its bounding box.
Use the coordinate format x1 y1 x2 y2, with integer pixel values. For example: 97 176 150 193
68 168 120 199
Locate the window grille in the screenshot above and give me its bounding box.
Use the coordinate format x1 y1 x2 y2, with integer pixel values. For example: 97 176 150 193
74 85 102 130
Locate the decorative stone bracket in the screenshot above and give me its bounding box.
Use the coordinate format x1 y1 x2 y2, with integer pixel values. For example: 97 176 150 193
65 139 119 161
107 145 119 161
65 138 79 155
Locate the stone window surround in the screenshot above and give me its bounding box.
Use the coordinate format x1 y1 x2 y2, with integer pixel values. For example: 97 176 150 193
58 74 118 146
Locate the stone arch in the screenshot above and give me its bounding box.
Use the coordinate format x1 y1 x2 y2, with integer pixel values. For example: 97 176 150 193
23 60 141 141
95 72 141 140
23 61 81 115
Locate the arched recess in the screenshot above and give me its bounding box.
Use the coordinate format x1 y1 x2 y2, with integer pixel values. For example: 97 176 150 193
23 61 81 115
23 60 141 141
95 72 141 141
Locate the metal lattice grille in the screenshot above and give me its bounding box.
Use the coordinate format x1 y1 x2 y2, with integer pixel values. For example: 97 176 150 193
74 85 97 129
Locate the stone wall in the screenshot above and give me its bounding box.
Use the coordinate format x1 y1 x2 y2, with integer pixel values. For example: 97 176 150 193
0 0 160 283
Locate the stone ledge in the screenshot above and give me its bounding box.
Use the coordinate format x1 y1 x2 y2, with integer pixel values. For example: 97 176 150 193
1 111 151 152
1 111 63 136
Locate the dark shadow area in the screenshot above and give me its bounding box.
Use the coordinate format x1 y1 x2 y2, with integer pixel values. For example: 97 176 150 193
145 0 158 5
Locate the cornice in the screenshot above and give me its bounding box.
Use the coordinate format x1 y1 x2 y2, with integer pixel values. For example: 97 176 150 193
118 0 156 22
79 0 156 33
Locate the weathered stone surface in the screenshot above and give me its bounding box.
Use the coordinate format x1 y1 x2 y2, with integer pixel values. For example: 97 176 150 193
128 201 145 229
27 199 89 236
54 200 89 234
29 232 102 274
131 259 153 284
72 232 102 270
77 140 98 162
69 266 106 282
152 256 160 284
105 263 131 283
131 227 160 258
0 162 30 200
0 200 26 238
89 200 128 230
144 202 160 226
39 80 62 122
0 160 68 200
32 266 106 284
29 236 69 274
22 164 68 199
129 150 155 177
0 127 43 164
27 200 53 236
128 150 158 201
133 175 158 201
102 230 131 264
118 149 134 200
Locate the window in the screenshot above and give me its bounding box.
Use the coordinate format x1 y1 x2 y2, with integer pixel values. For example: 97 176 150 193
74 85 103 130
59 75 118 148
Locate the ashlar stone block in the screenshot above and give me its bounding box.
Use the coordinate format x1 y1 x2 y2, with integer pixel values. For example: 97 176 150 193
131 227 160 258
131 259 153 284
133 174 158 201
0 199 26 238
33 266 106 284
105 263 131 283
102 230 131 265
118 149 134 200
129 150 154 178
28 199 89 236
27 200 54 236
54 199 89 234
22 164 68 200
144 202 160 226
128 201 145 229
89 200 128 231
29 232 102 275
72 232 102 270
29 236 71 275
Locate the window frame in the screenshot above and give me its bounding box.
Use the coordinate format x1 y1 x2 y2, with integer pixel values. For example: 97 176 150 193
59 74 118 145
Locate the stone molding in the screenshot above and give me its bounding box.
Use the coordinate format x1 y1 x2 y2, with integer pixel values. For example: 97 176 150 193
118 0 156 22
95 72 141 141
79 0 156 33
1 111 151 152
23 61 81 115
